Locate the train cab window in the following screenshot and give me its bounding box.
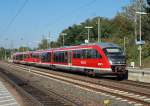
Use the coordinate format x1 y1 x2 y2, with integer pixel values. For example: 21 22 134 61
41 52 51 62
103 47 124 56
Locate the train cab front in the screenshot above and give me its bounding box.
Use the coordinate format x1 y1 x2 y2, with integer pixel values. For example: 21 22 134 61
103 47 128 79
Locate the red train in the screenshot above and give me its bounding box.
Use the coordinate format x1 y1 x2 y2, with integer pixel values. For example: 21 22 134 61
13 42 128 79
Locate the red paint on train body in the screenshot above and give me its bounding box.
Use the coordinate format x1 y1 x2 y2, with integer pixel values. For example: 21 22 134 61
12 43 128 79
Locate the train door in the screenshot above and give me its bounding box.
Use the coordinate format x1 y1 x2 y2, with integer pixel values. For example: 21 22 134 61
68 51 72 66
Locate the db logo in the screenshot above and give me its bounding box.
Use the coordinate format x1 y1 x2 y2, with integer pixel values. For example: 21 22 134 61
98 62 103 66
81 61 86 64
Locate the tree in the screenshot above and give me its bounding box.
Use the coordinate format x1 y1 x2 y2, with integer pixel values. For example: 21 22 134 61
18 47 29 52
146 0 150 13
0 47 5 60
147 0 150 5
0 47 12 60
111 14 134 39
53 0 149 67
38 38 49 50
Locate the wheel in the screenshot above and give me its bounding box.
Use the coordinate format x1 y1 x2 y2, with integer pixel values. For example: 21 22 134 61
123 70 128 80
117 70 128 80
117 75 123 80
51 65 56 70
89 71 96 77
84 69 95 77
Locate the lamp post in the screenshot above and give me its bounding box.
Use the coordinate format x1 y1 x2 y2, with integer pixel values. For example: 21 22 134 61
10 40 14 59
85 26 93 43
60 33 67 46
48 32 51 48
98 17 101 42
136 11 147 67
4 38 8 60
124 37 126 52
20 38 24 59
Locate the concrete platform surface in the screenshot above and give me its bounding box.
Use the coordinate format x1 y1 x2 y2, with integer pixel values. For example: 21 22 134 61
0 81 19 106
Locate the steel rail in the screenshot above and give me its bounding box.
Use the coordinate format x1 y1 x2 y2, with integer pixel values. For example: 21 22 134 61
2 62 150 105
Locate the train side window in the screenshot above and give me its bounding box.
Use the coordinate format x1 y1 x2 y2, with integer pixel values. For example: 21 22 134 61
32 54 40 59
32 54 35 58
64 51 68 63
59 52 63 62
17 55 20 60
77 50 81 58
24 54 29 59
41 52 51 62
30 54 32 58
73 50 76 58
54 52 58 62
91 49 102 58
73 50 81 58
82 50 87 58
19 54 23 60
54 51 68 63
73 49 101 59
47 53 51 62
86 49 92 58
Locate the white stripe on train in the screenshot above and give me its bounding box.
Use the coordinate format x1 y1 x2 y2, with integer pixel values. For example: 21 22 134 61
19 61 112 71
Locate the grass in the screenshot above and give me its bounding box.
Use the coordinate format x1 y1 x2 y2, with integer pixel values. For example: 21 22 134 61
142 56 150 68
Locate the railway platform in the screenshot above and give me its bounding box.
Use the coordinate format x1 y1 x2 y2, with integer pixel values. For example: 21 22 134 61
0 80 19 106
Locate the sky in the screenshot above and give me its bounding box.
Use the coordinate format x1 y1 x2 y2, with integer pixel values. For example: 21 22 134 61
0 0 130 48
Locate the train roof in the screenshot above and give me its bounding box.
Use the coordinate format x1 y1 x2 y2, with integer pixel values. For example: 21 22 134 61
33 42 121 52
79 42 120 48
13 42 121 55
97 42 120 49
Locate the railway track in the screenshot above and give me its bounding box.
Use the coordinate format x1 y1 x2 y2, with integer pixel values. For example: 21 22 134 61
120 80 150 89
0 69 42 106
0 64 80 106
2 62 150 106
9 62 150 96
100 76 150 89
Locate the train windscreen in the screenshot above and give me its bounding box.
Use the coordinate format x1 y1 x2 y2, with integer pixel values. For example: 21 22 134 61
103 47 124 56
